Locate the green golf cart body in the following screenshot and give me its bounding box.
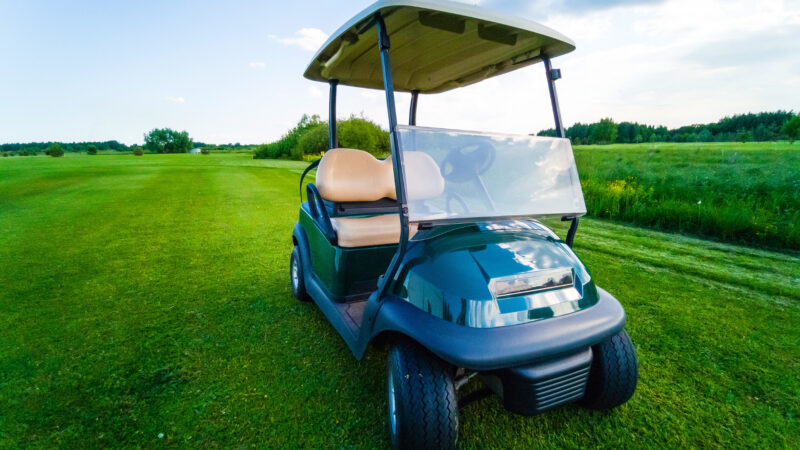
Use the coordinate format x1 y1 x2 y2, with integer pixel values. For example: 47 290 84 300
289 1 638 447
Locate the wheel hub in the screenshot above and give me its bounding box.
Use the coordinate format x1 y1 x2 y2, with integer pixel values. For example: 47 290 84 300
291 257 299 289
387 368 399 446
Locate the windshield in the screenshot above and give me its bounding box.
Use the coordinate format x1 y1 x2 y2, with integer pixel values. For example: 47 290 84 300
396 125 586 223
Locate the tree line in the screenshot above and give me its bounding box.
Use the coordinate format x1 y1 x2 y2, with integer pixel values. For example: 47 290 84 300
3 111 798 159
0 129 201 156
0 140 128 155
537 111 800 145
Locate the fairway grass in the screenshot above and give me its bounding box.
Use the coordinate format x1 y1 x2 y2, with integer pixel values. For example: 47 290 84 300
1 154 798 447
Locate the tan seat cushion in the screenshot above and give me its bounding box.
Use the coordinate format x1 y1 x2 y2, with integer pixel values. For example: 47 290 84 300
317 149 395 202
316 148 444 203
331 215 419 248
317 148 442 247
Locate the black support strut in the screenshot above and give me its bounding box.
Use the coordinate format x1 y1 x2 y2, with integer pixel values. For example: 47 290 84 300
542 55 564 139
374 14 411 301
409 90 419 126
329 79 339 149
544 55 580 246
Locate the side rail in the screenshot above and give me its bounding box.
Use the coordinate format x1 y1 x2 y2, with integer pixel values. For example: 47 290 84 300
306 183 337 244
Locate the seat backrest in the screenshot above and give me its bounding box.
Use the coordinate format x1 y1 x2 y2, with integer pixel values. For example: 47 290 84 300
316 148 444 203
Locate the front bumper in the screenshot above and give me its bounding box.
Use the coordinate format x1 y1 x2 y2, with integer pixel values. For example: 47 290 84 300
483 348 593 415
371 287 624 371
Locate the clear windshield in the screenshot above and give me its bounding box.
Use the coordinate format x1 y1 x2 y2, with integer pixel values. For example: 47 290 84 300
396 126 586 223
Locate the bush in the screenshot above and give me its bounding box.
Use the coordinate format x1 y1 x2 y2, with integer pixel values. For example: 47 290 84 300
46 143 64 157
782 116 800 143
200 147 210 155
87 144 98 155
253 114 323 159
295 122 329 159
1 152 8 157
254 114 390 160
132 146 144 156
338 117 390 156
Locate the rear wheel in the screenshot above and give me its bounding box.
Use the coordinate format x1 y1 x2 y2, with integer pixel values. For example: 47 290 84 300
290 247 310 302
581 328 638 410
387 339 458 450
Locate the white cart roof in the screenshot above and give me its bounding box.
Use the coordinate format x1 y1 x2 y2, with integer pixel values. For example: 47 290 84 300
304 0 575 94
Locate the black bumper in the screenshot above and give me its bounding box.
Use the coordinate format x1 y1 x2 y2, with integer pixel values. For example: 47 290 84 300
484 348 593 415
371 287 625 371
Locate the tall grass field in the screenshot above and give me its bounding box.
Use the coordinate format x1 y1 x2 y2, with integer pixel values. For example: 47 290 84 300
574 142 800 250
1 153 798 447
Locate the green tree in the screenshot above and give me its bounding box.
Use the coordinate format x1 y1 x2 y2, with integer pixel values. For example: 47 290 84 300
144 128 193 153
590 118 618 145
87 144 98 155
781 116 800 143
736 128 753 143
132 146 144 156
46 143 64 157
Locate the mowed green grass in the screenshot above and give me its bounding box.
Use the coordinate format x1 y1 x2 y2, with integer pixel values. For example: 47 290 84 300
574 141 800 250
1 154 798 448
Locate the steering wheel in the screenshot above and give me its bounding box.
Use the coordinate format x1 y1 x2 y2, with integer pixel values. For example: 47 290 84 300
445 192 470 215
439 141 496 183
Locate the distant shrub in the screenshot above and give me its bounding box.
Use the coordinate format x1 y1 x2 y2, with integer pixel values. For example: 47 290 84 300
295 122 329 159
253 114 323 159
132 146 144 156
19 150 29 156
87 144 98 155
254 114 389 160
736 129 753 143
46 143 64 157
338 116 390 156
782 116 800 143
144 128 193 153
200 147 210 155
1 152 8 157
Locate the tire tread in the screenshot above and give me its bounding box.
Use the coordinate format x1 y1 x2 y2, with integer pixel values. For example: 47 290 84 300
582 329 638 410
389 340 458 450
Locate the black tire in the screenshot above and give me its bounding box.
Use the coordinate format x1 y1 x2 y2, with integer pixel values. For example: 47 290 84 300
290 247 310 302
387 339 458 450
581 328 638 410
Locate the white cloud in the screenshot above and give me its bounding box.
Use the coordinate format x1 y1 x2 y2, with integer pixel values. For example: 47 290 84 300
166 96 185 103
248 61 266 68
274 28 329 51
307 85 323 98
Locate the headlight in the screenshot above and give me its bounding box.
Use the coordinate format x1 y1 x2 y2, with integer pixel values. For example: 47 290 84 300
489 267 574 298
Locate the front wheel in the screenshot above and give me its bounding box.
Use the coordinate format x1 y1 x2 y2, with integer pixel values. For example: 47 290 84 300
290 247 310 302
387 340 458 450
581 328 638 410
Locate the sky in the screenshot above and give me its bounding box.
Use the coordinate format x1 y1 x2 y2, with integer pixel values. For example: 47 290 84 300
0 0 798 145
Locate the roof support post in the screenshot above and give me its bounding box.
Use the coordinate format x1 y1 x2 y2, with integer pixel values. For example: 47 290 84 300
375 13 410 301
329 79 339 149
544 55 580 246
409 90 419 126
542 55 565 138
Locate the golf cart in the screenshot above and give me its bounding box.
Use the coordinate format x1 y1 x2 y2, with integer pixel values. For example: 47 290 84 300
291 0 637 447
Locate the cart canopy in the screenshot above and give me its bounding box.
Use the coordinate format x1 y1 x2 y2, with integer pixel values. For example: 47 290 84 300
304 0 575 94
